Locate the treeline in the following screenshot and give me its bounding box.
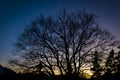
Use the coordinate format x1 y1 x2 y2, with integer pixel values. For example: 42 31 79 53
1 49 120 80
90 49 120 80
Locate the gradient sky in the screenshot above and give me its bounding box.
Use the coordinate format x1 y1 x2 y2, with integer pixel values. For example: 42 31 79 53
0 0 120 66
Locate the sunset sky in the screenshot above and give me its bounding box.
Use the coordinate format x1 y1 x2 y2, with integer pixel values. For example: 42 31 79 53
0 0 120 66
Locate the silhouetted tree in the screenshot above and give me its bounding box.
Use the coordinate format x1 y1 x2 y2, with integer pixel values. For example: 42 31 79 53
9 9 117 79
91 50 103 78
105 49 115 75
114 51 120 73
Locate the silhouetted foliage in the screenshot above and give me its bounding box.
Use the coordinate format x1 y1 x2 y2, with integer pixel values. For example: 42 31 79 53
0 65 16 80
91 50 103 78
9 9 119 80
115 51 120 73
105 49 115 74
92 49 120 80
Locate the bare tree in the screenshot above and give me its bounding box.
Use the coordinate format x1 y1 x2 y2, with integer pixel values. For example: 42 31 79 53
9 9 117 77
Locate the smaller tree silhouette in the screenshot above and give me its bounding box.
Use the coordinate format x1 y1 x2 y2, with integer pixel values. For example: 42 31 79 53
105 49 115 74
91 50 103 78
114 51 120 73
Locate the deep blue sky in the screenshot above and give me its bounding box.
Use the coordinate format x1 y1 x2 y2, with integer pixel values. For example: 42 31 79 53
0 0 120 66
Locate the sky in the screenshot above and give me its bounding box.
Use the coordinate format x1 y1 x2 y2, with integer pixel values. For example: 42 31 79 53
0 0 120 67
